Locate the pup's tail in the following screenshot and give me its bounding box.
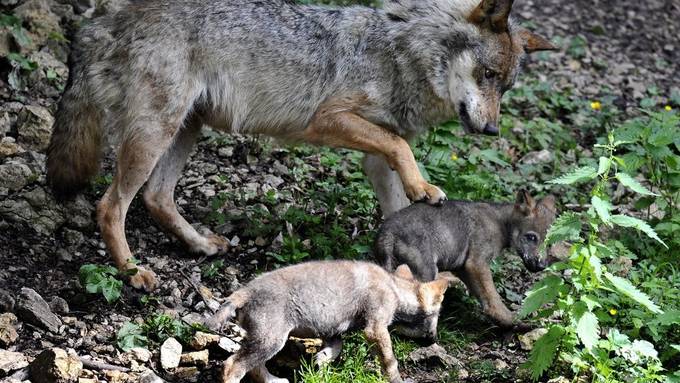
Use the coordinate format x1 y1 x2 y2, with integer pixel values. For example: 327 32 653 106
204 289 250 331
46 45 104 200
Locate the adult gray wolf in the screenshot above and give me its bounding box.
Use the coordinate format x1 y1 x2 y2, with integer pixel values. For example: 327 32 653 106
205 260 454 383
375 190 556 328
46 0 556 290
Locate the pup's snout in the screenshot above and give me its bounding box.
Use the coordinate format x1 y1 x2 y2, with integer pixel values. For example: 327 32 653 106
482 122 499 136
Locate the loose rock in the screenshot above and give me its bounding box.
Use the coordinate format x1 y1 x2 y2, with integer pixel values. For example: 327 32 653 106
0 350 28 376
519 328 549 351
218 337 241 353
16 105 54 151
30 348 82 383
49 297 70 315
0 312 19 347
0 289 15 312
0 161 34 191
179 350 209 368
15 287 62 333
408 343 460 367
188 331 220 350
129 347 152 363
160 337 182 370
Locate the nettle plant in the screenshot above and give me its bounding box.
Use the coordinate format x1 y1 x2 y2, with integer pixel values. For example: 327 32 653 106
521 132 675 382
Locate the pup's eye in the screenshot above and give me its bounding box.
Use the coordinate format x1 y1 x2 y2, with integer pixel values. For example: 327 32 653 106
484 68 497 79
524 233 538 243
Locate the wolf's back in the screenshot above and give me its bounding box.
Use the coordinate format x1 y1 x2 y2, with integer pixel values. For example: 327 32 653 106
46 31 104 199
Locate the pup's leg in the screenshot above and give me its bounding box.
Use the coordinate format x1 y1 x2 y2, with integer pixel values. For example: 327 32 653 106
249 365 289 383
222 326 289 383
301 110 446 205
314 337 343 366
459 256 514 327
143 114 229 255
364 323 402 383
362 154 410 217
97 115 189 291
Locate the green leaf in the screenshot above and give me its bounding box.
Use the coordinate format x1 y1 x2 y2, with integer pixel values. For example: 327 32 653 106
575 310 599 350
615 172 658 196
116 322 148 351
604 272 663 314
549 166 598 185
518 275 564 318
610 214 668 248
544 212 582 247
524 325 565 381
591 196 613 224
597 156 611 176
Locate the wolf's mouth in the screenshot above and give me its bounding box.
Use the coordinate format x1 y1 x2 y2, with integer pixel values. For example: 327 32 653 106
458 103 475 134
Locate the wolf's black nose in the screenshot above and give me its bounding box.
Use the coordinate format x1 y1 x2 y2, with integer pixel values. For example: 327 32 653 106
482 122 499 136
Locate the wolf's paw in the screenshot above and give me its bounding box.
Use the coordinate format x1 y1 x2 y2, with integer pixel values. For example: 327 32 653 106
190 232 230 256
407 182 447 205
128 266 159 292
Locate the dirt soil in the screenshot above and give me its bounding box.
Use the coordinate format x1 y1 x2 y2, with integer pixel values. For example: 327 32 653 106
0 0 677 382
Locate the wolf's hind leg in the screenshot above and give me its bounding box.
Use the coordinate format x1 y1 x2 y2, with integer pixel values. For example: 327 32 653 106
362 154 410 217
97 118 182 291
143 115 229 256
314 337 343 366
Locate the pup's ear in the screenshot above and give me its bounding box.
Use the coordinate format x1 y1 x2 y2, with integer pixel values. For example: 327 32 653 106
539 195 557 213
436 272 463 288
395 264 414 280
517 29 558 53
468 0 514 33
515 189 536 216
419 279 449 309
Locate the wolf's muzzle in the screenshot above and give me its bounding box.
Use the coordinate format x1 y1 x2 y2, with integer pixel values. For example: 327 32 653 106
482 122 499 136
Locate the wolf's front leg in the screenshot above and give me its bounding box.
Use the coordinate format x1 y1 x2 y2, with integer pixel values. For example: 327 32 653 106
364 324 403 383
300 108 446 206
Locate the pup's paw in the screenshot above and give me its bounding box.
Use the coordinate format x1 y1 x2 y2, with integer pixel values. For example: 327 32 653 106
128 265 159 292
314 349 337 366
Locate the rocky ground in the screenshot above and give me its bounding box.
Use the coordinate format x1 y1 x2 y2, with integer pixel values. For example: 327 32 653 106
0 0 677 382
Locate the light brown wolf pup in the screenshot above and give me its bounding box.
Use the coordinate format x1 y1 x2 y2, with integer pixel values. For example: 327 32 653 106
206 260 454 383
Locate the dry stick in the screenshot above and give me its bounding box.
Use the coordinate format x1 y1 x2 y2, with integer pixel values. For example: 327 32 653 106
179 268 217 314
79 357 130 372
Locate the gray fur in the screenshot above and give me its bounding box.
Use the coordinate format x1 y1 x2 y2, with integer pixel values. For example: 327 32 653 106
375 190 557 327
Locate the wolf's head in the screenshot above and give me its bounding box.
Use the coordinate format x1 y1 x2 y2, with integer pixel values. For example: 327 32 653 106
385 0 556 134
510 190 557 272
391 264 451 343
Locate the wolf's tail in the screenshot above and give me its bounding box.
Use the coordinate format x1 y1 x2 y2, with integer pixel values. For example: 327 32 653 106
204 289 250 331
46 45 104 200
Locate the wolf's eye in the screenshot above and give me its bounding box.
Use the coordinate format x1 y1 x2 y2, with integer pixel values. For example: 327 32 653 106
484 68 497 79
524 233 538 243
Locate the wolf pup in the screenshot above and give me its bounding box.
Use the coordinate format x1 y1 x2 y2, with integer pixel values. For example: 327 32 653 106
205 260 452 383
46 0 556 290
375 190 556 328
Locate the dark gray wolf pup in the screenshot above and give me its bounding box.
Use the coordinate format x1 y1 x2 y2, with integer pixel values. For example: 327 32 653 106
205 260 453 383
375 190 556 328
46 0 556 290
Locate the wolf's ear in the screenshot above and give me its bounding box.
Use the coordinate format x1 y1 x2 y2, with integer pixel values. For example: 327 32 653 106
395 264 415 280
518 29 558 53
467 0 514 33
515 189 536 216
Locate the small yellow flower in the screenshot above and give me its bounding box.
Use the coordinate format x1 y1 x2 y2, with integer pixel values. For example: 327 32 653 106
451 153 459 161
590 101 602 111
609 308 618 316
665 105 673 112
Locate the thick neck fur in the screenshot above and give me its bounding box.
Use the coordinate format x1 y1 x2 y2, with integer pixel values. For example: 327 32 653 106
482 202 517 249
